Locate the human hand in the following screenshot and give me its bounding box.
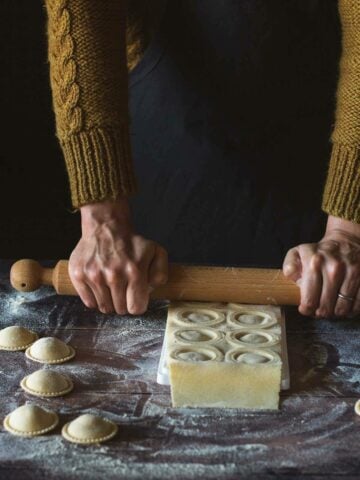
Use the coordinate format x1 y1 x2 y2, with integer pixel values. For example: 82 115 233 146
283 215 360 318
68 197 168 315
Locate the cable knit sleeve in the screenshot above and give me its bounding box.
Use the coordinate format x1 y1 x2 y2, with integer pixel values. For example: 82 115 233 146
322 0 360 223
44 0 137 209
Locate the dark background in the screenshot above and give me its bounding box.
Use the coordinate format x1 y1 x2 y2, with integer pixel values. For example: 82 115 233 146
1 1 341 264
1 0 79 259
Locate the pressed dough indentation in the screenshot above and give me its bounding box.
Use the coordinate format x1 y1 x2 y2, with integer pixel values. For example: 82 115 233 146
238 314 267 325
238 333 268 344
178 351 209 362
174 308 225 327
179 330 210 341
225 348 280 365
174 328 223 345
170 345 223 363
236 352 271 364
227 310 277 329
226 329 279 348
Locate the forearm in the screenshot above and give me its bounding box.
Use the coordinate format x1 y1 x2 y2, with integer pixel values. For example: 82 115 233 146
322 0 360 223
44 0 137 208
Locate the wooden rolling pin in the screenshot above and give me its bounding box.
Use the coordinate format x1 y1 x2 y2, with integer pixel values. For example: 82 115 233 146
10 259 300 305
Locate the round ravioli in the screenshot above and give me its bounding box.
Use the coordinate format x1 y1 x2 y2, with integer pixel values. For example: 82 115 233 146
3 404 58 437
25 337 75 364
21 369 73 397
0 326 38 351
62 414 118 445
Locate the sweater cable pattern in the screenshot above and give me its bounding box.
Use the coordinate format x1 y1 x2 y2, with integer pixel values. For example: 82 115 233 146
47 0 83 137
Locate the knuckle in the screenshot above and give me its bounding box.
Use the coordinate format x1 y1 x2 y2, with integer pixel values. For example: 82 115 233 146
297 244 307 253
71 267 85 282
327 261 344 280
283 262 295 276
126 262 141 280
133 234 145 243
299 243 314 255
104 268 122 285
310 253 322 270
86 267 101 283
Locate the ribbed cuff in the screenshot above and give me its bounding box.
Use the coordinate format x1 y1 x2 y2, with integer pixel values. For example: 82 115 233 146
322 143 360 223
60 125 137 209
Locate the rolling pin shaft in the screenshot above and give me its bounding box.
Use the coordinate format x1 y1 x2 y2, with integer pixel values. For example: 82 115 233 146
10 259 300 305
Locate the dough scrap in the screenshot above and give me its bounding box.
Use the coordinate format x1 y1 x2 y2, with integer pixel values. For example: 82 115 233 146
25 337 75 364
62 414 118 445
21 369 73 397
3 404 58 437
355 399 360 416
0 326 38 351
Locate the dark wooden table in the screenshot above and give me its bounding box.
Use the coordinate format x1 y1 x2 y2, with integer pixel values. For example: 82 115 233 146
0 260 359 480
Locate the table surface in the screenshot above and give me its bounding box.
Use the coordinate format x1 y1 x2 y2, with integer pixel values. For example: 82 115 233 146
0 260 359 480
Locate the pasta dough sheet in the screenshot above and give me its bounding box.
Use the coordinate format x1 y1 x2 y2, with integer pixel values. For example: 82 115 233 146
165 302 284 409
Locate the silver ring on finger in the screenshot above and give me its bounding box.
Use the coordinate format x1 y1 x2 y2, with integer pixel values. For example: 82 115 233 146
337 292 355 303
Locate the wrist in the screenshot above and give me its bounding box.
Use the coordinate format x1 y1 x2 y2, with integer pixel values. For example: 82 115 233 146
325 215 360 241
80 197 132 234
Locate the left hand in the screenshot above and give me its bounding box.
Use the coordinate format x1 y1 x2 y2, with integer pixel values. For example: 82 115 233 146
283 215 360 318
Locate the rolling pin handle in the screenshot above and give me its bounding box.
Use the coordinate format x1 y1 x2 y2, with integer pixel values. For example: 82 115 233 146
10 259 54 292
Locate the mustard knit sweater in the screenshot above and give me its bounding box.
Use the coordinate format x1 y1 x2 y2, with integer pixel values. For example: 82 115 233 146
44 0 360 223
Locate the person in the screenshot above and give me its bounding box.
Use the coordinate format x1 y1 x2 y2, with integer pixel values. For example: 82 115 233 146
44 0 359 318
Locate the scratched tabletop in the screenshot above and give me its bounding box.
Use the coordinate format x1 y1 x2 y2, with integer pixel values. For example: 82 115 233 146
0 260 359 480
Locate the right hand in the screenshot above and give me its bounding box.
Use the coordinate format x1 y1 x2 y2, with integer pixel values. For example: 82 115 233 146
68 197 168 315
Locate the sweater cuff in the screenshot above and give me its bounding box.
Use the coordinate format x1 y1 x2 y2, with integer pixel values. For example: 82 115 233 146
322 143 360 223
60 125 137 209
